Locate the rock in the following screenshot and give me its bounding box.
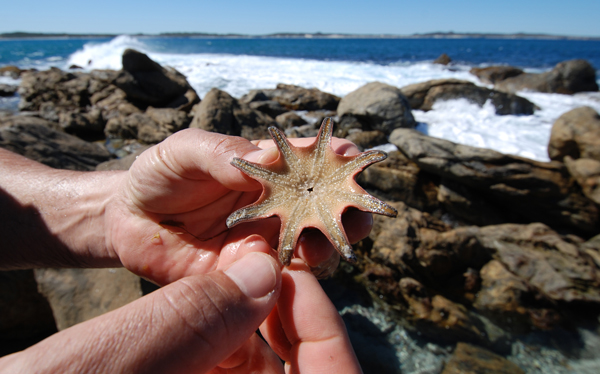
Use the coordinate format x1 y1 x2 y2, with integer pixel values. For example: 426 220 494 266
495 59 599 94
437 181 506 226
68 64 83 70
34 268 142 330
145 107 191 134
400 79 535 115
433 53 452 65
548 106 600 161
105 111 181 144
0 65 23 79
275 111 307 129
564 156 600 204
470 66 524 85
190 88 276 140
248 100 288 118
390 128 599 233
0 84 17 97
18 68 90 112
0 120 111 170
399 277 487 344
344 130 387 151
264 83 340 111
356 151 438 210
114 49 198 109
0 270 56 342
337 82 416 135
474 260 560 331
58 107 105 141
442 342 525 374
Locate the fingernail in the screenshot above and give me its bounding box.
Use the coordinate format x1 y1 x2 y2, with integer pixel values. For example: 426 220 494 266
225 252 277 299
243 147 279 164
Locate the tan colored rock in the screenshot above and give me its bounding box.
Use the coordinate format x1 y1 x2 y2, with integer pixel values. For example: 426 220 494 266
564 156 600 204
442 342 525 374
548 106 600 162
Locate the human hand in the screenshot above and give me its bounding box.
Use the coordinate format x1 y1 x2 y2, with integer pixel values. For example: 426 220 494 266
107 128 373 285
0 241 362 374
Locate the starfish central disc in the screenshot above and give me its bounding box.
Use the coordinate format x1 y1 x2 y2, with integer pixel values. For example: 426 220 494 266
226 117 398 266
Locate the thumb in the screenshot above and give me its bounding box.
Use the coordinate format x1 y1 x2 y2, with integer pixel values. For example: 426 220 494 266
5 252 281 374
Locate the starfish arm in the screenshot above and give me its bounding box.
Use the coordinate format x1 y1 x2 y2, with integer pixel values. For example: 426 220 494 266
226 199 281 227
335 191 398 217
277 201 309 265
310 117 334 177
315 200 356 263
268 127 301 166
231 157 287 185
328 150 388 184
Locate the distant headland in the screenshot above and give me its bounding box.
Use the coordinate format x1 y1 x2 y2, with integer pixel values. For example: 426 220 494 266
1 31 599 40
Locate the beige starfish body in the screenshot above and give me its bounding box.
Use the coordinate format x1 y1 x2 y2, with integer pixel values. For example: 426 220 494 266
226 117 398 265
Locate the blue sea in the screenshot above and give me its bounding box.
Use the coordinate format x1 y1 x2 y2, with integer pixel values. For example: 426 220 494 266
1 35 600 161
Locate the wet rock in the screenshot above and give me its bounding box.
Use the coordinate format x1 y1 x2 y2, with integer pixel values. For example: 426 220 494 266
190 87 276 140
470 66 524 85
264 83 340 111
105 109 186 144
495 59 599 94
145 106 191 134
337 82 416 135
34 268 142 330
114 49 198 109
0 65 23 79
344 130 387 151
442 342 525 374
0 120 111 170
399 277 487 344
248 100 288 118
0 84 17 97
400 79 535 115
433 53 452 65
564 156 600 204
275 111 307 129
548 106 600 162
390 128 599 233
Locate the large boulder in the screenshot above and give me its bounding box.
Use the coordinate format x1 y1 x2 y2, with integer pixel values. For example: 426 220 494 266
495 59 599 94
564 156 600 205
389 128 599 233
470 66 524 85
190 88 276 140
337 82 416 135
114 49 199 109
400 79 535 115
0 118 111 170
548 106 600 162
242 84 340 111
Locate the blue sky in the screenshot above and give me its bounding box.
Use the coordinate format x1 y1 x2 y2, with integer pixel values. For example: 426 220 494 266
1 0 599 37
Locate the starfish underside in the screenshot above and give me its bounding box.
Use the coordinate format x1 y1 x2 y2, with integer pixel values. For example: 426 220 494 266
226 117 398 265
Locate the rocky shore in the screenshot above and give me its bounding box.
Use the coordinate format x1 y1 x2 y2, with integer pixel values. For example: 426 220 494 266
1 50 599 373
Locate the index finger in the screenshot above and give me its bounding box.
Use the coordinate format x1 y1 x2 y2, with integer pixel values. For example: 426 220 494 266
260 260 363 373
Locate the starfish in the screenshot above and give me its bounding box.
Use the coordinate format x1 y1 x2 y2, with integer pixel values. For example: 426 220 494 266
226 117 398 265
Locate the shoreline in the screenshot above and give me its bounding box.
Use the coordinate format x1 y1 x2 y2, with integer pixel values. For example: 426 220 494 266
1 31 599 41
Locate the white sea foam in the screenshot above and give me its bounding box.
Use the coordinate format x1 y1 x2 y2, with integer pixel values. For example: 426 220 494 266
61 36 600 162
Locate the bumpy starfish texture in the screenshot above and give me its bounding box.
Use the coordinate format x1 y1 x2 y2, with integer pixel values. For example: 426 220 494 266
226 117 398 265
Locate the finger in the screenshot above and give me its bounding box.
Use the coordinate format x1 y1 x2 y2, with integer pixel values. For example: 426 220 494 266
261 260 362 374
7 253 281 374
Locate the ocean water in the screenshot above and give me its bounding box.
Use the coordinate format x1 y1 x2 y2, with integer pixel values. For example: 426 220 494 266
1 35 600 161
